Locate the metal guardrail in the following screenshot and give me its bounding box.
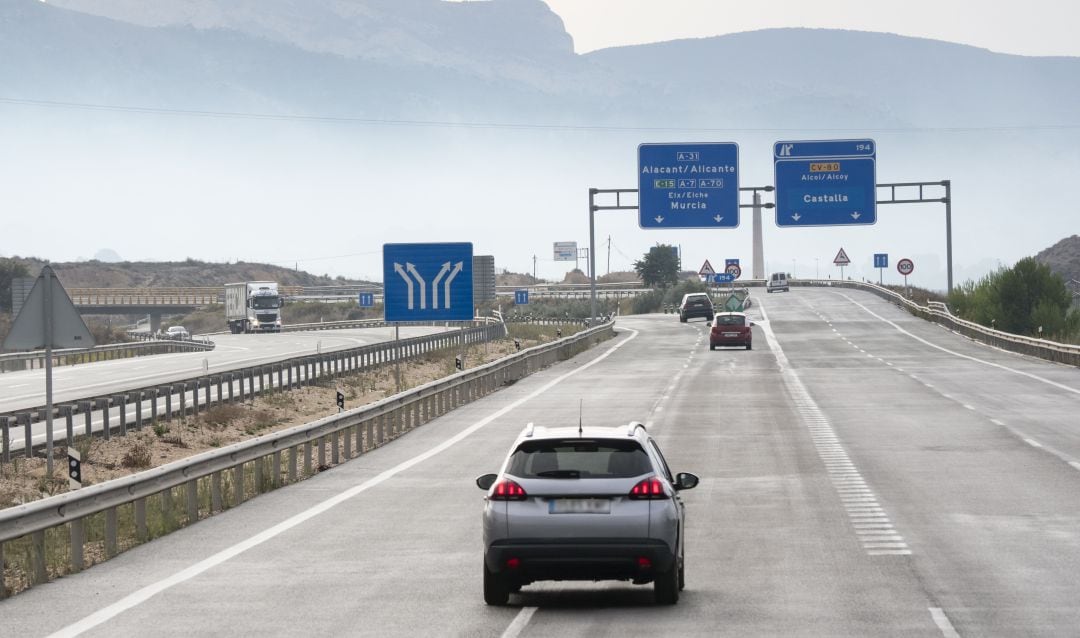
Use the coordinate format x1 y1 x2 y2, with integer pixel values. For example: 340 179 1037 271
0 339 215 373
794 279 1080 367
0 320 615 596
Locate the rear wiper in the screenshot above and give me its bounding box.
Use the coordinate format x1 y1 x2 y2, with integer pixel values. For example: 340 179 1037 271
535 470 581 479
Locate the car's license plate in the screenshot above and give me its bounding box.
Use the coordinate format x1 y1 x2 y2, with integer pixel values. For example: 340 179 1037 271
723 332 740 337
549 498 611 514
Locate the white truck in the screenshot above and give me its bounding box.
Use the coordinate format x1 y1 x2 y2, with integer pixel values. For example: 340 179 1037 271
225 282 284 333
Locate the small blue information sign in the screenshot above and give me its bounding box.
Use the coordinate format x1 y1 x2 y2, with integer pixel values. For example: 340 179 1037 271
383 243 473 322
358 292 375 308
515 290 529 305
713 273 735 284
873 253 888 269
638 143 740 229
774 139 877 227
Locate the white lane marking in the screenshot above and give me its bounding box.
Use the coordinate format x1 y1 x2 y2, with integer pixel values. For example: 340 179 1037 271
963 404 975 411
1023 438 1044 449
1070 462 1080 472
47 330 642 638
757 300 908 557
930 607 962 638
838 292 1080 396
501 606 538 638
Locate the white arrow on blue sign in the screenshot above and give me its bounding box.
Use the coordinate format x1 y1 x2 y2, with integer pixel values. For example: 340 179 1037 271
713 273 735 284
638 143 740 229
358 292 375 308
874 253 888 269
774 139 877 227
515 290 529 305
383 243 473 322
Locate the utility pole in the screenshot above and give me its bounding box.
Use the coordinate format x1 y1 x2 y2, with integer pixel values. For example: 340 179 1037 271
606 235 611 275
532 254 537 281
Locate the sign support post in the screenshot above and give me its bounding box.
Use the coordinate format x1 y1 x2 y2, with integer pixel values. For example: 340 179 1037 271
44 271 55 476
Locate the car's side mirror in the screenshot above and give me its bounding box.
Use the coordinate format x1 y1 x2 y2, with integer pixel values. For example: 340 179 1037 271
279 299 285 308
706 320 712 326
476 473 498 490
674 472 699 491
749 321 756 327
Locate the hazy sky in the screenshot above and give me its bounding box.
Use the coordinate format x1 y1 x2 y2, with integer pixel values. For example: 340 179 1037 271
543 0 1080 58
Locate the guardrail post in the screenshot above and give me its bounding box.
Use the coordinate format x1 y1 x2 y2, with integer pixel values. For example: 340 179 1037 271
272 450 282 488
214 376 223 407
19 412 32 458
79 401 91 439
133 392 143 431
203 378 211 411
331 431 340 464
247 369 255 398
191 381 200 417
135 498 147 542
288 447 298 483
70 517 85 572
186 479 199 524
276 365 283 391
161 487 174 530
377 415 385 445
254 458 264 495
32 530 46 585
165 387 173 422
211 472 223 512
1 416 9 464
0 541 6 599
105 508 118 557
226 374 235 403
233 464 244 506
343 426 352 460
258 367 265 395
318 436 327 468
115 394 127 436
63 405 74 446
287 365 294 390
303 442 312 476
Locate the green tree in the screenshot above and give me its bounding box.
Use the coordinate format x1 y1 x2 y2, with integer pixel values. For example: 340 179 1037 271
633 244 681 288
949 257 1072 338
0 258 31 313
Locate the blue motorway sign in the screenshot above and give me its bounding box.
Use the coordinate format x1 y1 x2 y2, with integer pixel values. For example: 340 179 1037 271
873 253 888 269
713 273 735 284
774 139 877 227
358 292 375 308
383 243 473 322
515 289 529 305
725 258 739 269
638 143 740 229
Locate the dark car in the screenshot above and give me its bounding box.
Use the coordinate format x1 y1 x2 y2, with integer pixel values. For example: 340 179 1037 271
709 312 752 350
678 293 714 322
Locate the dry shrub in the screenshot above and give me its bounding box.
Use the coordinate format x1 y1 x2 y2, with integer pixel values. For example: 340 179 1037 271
203 404 245 427
121 443 152 469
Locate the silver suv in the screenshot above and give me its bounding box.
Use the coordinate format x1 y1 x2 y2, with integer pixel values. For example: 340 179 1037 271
476 422 699 605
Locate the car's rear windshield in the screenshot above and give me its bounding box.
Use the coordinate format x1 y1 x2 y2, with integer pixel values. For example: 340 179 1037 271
771 273 785 281
507 439 652 479
714 315 745 326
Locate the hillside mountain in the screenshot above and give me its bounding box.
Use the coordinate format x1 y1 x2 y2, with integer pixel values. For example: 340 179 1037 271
9 258 374 289
7 1 1077 128
1034 236 1080 285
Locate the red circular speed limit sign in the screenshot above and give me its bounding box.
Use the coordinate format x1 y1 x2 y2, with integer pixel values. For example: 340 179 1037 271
897 258 914 276
726 264 742 279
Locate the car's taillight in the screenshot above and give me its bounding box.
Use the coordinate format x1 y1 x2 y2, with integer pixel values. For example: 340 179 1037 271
490 479 527 501
629 476 668 500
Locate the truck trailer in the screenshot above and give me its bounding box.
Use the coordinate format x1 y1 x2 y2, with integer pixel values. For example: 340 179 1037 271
225 282 284 333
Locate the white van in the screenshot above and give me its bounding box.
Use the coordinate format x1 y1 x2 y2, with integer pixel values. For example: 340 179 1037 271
767 272 789 293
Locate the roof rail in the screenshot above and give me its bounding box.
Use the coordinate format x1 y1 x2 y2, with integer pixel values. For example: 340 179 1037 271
524 422 535 438
626 421 646 437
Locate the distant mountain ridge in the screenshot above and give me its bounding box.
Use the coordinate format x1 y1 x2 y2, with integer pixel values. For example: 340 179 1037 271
5 0 1077 128
1034 236 1080 286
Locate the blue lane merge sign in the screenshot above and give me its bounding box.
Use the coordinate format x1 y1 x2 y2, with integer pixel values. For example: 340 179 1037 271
515 289 529 305
638 143 740 229
774 139 877 227
358 292 375 307
383 243 473 322
874 253 888 269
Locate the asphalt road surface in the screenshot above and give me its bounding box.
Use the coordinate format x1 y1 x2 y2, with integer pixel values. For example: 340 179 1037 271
4 288 1080 636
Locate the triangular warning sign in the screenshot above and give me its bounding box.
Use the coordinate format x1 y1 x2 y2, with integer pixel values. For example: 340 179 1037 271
833 248 851 266
699 260 716 276
3 266 95 351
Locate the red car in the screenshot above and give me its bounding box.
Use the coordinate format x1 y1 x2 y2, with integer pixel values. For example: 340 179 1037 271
709 312 752 350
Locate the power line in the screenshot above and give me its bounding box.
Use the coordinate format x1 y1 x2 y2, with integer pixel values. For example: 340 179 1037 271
2 97 1079 133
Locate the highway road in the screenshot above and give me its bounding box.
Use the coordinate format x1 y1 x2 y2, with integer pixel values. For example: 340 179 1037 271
4 287 1080 636
0 326 447 415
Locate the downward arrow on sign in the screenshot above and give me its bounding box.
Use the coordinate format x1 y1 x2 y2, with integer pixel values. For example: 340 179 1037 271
654 216 664 223
792 213 802 222
851 211 861 220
